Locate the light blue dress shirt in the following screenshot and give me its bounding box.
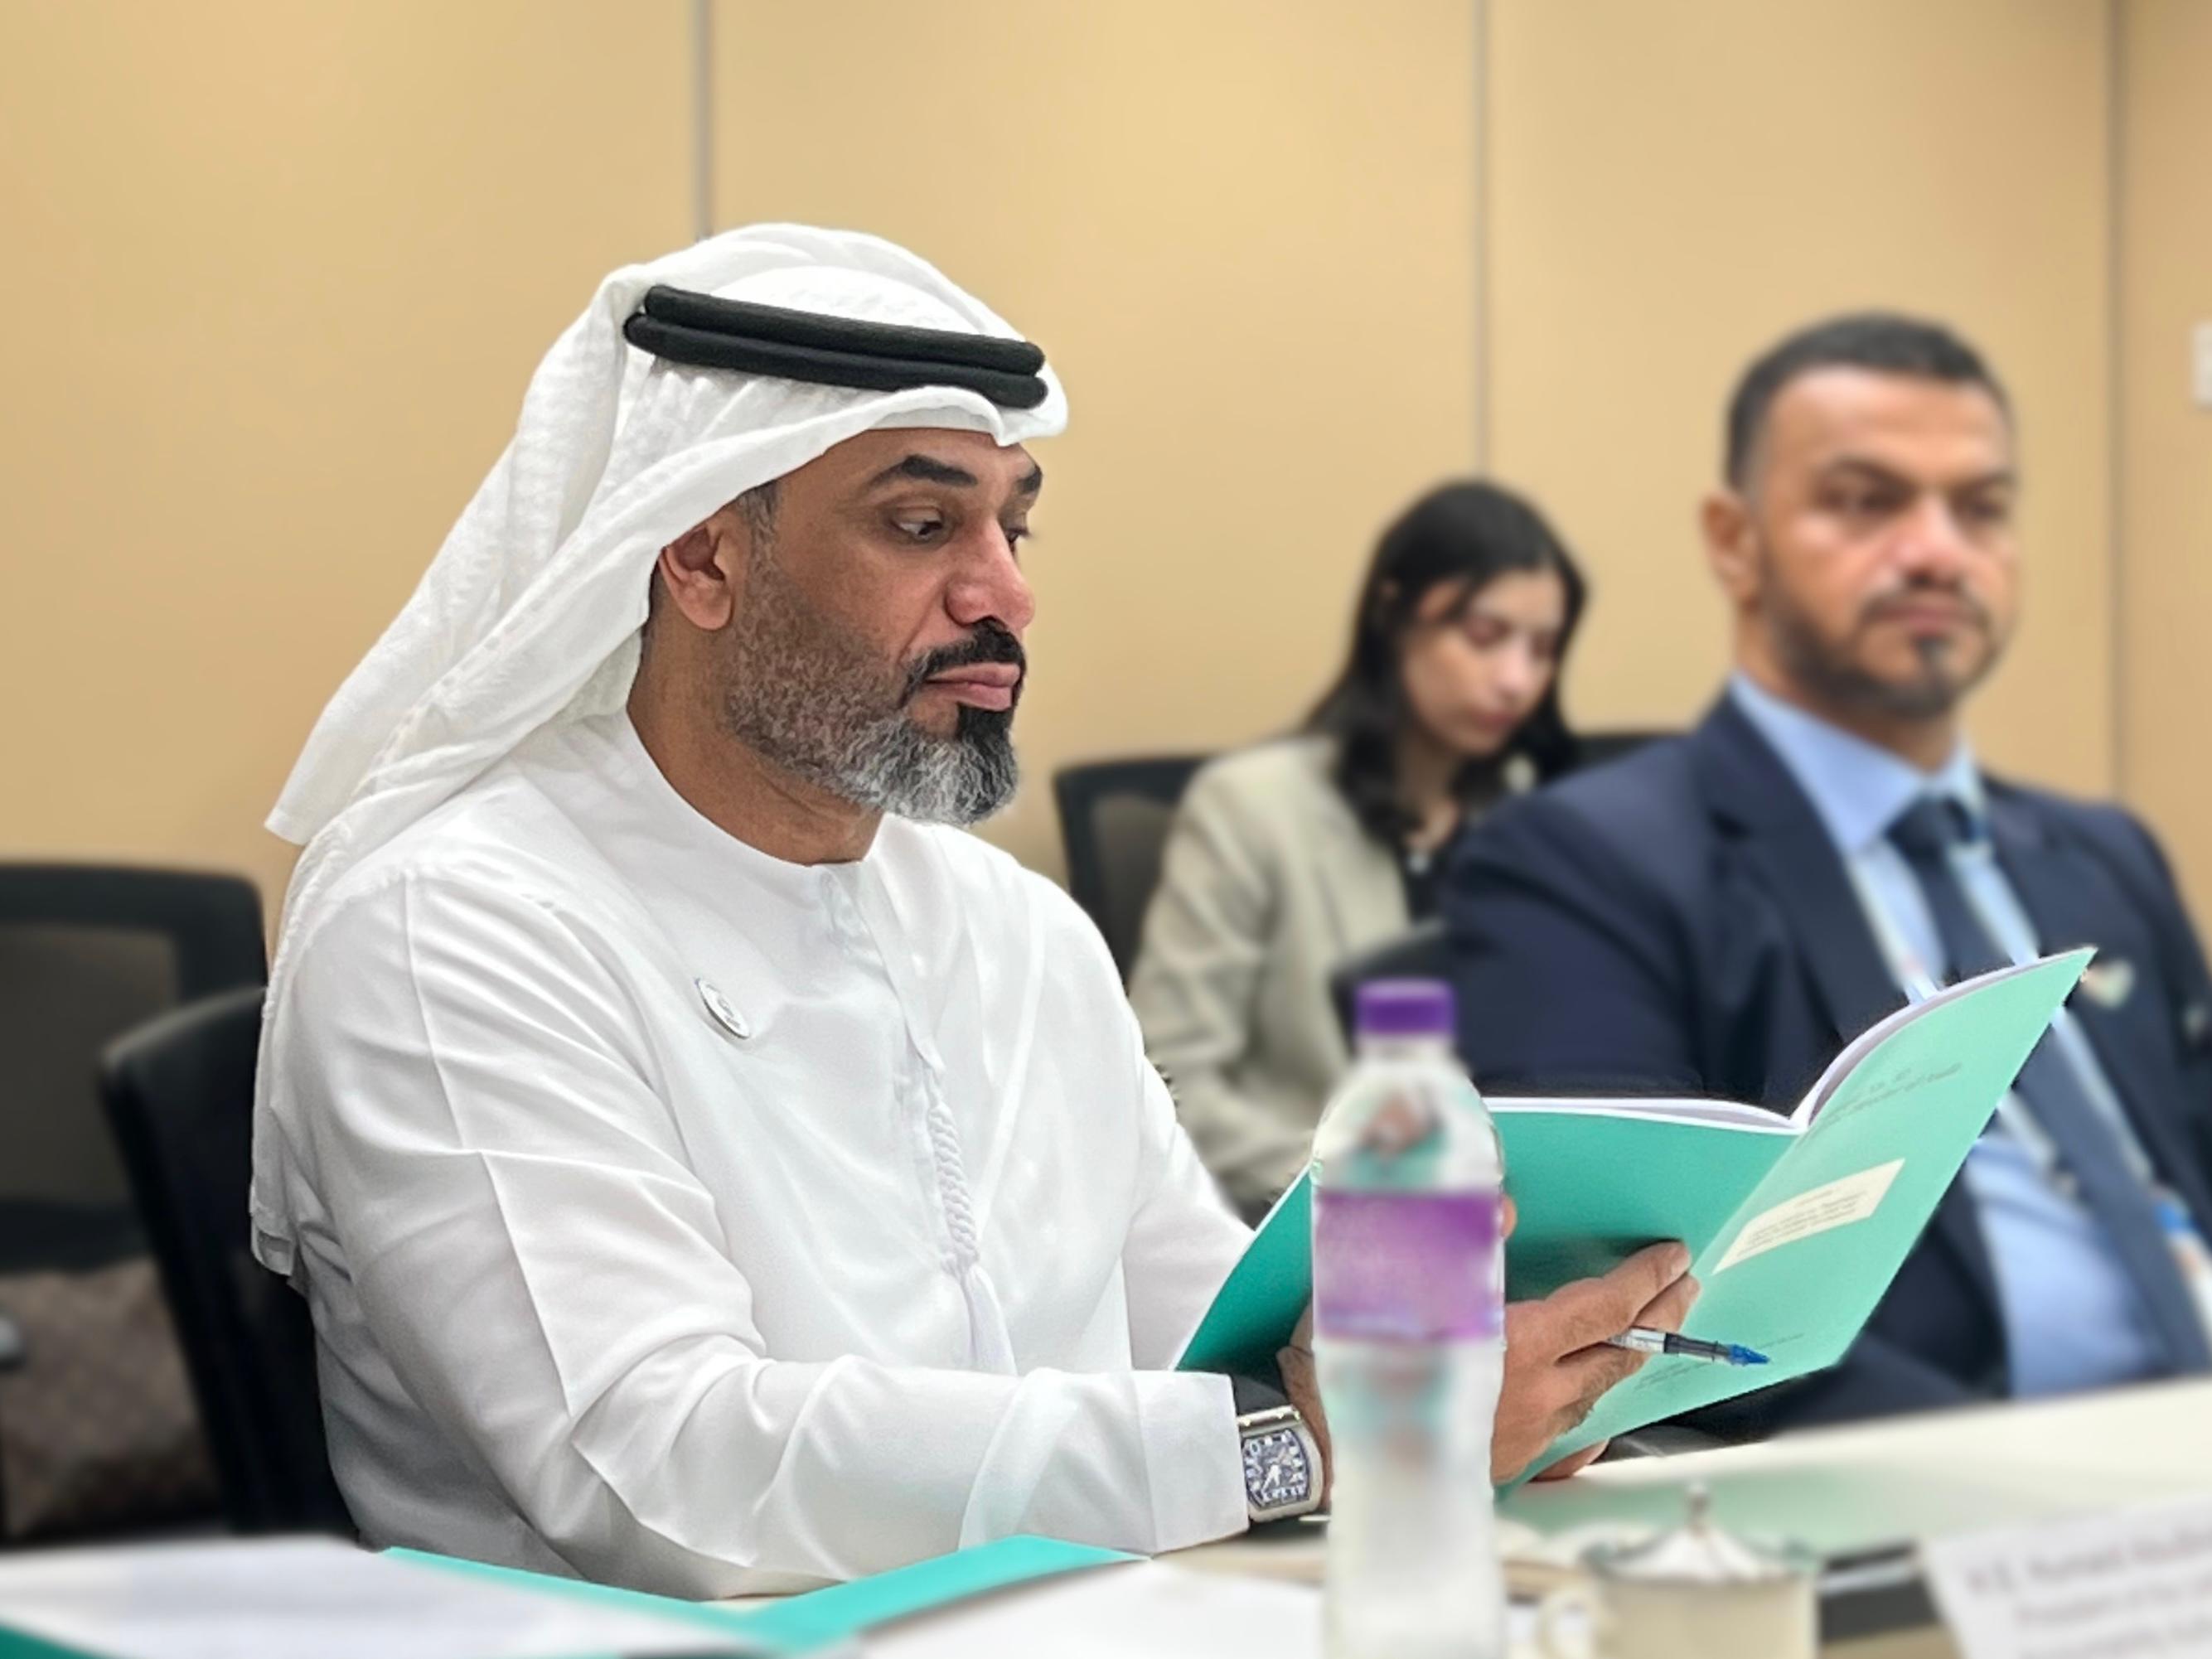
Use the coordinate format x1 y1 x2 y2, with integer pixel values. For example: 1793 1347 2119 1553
1728 674 2167 1395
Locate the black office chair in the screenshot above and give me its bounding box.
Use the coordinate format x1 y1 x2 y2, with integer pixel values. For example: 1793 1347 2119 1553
1052 755 1211 979
0 864 266 1229
0 865 267 1540
100 988 352 1536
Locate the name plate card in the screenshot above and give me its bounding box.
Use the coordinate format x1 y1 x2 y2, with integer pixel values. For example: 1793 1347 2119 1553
1923 1494 2212 1659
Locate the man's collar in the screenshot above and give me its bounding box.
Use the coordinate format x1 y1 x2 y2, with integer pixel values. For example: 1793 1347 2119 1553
1726 672 1983 856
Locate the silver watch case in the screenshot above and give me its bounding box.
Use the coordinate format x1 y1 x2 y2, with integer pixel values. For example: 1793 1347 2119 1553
1237 1404 1324 1524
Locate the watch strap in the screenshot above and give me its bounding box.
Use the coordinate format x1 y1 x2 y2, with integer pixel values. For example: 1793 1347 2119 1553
1230 1373 1290 1418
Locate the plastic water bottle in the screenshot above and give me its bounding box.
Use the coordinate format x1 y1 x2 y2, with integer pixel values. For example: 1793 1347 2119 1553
1312 979 1506 1659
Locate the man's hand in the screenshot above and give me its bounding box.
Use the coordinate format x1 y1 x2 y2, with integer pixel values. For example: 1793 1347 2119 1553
1275 1308 1331 1502
1493 1238 1697 1484
1274 1207 1696 1496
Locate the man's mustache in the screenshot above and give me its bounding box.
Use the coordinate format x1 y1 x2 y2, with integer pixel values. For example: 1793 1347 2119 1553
1859 586 1993 634
899 622 1027 706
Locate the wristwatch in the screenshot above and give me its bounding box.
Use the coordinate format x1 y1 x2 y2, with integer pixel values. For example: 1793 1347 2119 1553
1232 1376 1324 1526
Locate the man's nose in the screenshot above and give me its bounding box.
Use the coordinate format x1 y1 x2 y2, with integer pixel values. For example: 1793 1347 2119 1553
1890 495 1975 581
946 525 1035 633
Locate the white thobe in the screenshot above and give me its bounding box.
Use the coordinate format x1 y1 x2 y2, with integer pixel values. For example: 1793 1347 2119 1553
261 713 1252 1597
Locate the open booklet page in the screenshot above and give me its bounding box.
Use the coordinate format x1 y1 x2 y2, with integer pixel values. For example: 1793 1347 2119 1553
1174 949 2090 1484
1491 952 2082 1301
1532 947 2089 1471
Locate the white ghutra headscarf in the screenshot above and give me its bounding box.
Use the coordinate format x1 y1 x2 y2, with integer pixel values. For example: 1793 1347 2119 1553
253 224 1067 1272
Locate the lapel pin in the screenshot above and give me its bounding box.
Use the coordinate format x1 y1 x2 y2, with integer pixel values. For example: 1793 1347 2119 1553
695 977 751 1040
2078 959 2134 1010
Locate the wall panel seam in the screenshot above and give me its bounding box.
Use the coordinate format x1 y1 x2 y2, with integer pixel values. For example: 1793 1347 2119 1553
691 0 714 239
2107 0 2127 801
1471 0 1491 474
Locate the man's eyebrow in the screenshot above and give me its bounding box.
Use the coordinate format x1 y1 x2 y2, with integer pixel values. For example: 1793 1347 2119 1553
1816 456 2017 491
864 454 981 490
1015 462 1044 496
1816 457 1913 486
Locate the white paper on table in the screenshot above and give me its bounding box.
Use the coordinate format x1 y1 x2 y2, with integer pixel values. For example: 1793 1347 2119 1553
1921 1492 2212 1659
0 1536 791 1659
868 1560 1323 1657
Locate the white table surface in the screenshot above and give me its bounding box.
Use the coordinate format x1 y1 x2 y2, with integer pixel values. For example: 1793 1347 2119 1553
766 1379 2212 1656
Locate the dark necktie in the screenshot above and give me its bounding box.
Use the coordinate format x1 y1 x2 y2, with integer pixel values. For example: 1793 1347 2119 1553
1887 796 2210 1373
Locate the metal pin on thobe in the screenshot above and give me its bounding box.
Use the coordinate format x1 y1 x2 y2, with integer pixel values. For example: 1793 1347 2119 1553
695 978 750 1039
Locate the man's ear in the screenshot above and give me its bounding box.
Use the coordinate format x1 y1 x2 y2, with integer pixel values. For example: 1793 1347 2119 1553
654 514 741 632
1701 488 1760 605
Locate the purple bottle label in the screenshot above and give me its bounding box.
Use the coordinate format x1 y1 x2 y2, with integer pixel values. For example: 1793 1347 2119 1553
1313 1188 1504 1343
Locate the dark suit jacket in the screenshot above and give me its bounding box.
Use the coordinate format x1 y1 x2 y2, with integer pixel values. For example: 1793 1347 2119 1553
1445 695 2212 1435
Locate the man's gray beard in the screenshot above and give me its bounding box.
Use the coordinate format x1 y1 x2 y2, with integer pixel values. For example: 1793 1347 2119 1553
813 705 1019 826
714 542 1020 827
1759 563 1997 723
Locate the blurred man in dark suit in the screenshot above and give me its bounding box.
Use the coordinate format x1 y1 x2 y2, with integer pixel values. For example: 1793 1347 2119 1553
1445 313 2212 1434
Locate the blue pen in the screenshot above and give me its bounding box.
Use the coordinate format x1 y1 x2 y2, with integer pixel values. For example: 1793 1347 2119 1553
1605 1326 1768 1366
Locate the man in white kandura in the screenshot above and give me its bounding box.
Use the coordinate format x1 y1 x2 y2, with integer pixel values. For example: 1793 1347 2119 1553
253 225 1693 1597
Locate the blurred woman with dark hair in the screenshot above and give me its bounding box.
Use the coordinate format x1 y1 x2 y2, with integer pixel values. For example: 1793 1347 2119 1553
1128 481 1587 1213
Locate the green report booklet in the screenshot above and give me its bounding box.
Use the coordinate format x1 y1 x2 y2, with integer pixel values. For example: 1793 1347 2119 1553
1176 949 2092 1473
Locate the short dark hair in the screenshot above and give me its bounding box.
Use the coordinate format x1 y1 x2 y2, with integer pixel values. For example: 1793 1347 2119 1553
733 477 778 545
1724 312 2010 488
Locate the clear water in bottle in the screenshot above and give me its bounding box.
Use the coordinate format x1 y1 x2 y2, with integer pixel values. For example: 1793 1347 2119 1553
1312 978 1505 1659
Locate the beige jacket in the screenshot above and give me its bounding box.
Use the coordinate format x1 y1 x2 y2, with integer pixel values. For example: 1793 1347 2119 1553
1126 736 1409 1210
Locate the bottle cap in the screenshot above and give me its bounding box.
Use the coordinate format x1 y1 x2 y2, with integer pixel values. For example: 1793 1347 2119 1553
1354 978 1454 1039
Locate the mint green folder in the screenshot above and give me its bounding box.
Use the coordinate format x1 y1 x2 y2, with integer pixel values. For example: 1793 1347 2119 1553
1170 950 2091 1473
1525 947 2089 1471
1175 1167 1312 1376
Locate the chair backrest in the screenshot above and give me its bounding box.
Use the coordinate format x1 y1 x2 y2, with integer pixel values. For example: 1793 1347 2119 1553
99 988 352 1536
1327 918 1449 1048
1046 733 1669 990
1052 755 1210 979
0 865 264 1216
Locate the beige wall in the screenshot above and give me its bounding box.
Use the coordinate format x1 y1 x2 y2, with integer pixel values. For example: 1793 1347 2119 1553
711 0 1483 879
2120 0 2212 909
7 2 2211 909
1488 0 2116 795
0 2 690 906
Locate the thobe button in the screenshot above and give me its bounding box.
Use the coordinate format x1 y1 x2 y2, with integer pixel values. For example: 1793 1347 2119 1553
694 978 749 1039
